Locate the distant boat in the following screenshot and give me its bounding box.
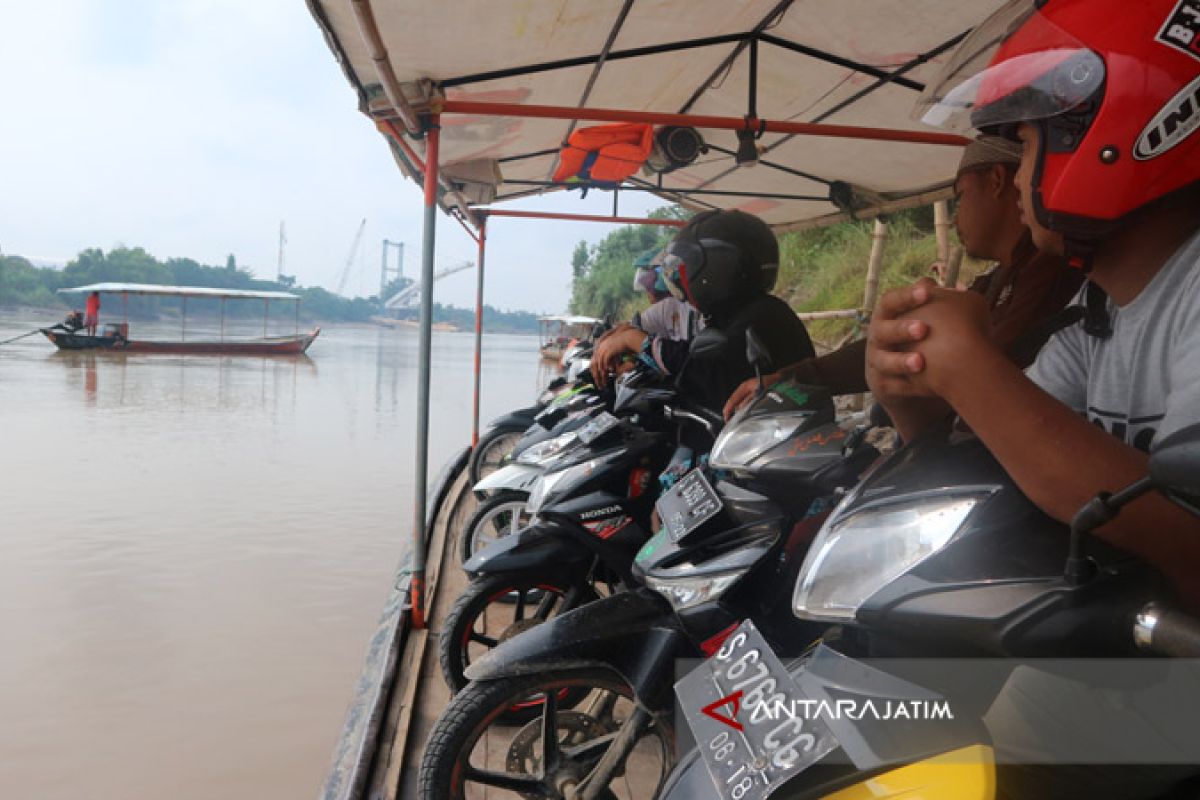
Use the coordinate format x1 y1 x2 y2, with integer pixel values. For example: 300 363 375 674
41 283 320 356
538 314 600 362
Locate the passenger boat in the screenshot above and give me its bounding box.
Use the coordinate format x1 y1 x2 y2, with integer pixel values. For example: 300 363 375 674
41 283 320 355
538 315 600 362
304 0 985 796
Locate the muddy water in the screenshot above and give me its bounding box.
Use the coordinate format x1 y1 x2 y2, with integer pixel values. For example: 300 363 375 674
0 317 551 799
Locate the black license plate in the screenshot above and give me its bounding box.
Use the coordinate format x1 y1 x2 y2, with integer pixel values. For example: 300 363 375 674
675 620 837 800
657 469 722 542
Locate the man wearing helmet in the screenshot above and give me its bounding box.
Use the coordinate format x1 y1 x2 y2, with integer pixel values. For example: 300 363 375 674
870 0 1200 608
591 209 815 413
628 248 703 341
866 3 1200 795
722 135 1082 420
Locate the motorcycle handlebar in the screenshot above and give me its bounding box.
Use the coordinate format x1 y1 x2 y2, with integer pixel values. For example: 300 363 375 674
1134 603 1200 657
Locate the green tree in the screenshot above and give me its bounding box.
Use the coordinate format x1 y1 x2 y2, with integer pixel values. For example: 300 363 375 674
571 240 590 280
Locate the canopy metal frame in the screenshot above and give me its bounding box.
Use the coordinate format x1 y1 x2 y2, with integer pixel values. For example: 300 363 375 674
347 1 981 628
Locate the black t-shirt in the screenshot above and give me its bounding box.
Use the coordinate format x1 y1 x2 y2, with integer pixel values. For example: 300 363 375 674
662 294 816 414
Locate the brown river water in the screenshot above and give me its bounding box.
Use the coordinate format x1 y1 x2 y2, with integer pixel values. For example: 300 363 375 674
0 316 550 799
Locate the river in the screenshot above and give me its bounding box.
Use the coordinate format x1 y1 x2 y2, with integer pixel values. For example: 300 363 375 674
0 316 552 799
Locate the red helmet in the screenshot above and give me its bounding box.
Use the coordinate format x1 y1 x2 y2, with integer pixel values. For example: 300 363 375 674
916 0 1200 241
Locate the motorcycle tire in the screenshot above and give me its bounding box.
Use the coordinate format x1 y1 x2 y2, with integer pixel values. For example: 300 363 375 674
467 424 526 487
458 490 534 567
439 572 598 721
419 668 672 800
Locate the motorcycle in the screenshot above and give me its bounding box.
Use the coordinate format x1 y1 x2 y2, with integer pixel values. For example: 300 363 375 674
661 421 1200 800
419 375 880 798
439 369 721 704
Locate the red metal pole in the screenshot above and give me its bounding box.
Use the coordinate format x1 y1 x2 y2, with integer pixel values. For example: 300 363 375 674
471 219 486 447
481 209 686 227
440 99 969 147
455 213 481 244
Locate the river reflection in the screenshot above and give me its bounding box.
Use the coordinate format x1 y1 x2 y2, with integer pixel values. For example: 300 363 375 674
0 319 544 800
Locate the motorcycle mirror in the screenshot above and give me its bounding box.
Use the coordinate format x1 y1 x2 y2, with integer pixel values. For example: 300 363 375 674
1149 422 1200 510
689 327 729 357
745 327 771 392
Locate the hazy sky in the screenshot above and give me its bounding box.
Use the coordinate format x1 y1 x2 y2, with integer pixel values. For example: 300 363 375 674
0 0 662 313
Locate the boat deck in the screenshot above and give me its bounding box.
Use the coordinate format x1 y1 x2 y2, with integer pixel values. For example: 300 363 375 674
343 468 666 800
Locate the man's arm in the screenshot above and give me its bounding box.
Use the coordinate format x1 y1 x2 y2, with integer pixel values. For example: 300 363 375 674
911 293 1200 610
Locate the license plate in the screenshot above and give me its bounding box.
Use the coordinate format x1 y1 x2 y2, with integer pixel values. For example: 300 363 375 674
676 620 837 800
657 469 722 542
576 411 620 444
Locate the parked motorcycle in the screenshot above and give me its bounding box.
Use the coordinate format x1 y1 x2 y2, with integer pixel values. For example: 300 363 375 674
419 377 880 798
660 422 1200 800
439 378 720 704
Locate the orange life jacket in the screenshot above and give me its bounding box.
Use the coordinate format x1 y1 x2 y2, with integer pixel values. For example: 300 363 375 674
552 123 654 185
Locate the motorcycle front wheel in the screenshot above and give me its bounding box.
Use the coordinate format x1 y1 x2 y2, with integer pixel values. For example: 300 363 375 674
419 669 672 800
468 425 526 487
439 572 599 721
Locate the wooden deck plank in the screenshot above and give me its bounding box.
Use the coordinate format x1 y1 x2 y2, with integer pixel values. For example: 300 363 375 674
379 478 670 798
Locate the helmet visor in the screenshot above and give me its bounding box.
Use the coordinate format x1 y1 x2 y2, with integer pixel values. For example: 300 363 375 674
913 0 1104 133
660 247 696 304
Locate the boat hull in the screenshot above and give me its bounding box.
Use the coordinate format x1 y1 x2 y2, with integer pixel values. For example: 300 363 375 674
41 327 320 355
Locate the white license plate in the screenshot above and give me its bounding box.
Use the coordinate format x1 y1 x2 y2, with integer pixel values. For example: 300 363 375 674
657 469 722 542
675 620 837 800
576 411 620 444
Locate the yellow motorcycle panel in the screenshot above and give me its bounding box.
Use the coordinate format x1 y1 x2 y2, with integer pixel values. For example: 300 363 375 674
822 745 995 800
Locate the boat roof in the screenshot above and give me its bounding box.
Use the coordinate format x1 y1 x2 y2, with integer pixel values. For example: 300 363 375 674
306 0 1004 232
58 283 301 301
539 315 601 326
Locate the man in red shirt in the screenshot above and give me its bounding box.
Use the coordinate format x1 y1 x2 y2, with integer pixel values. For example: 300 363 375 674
84 291 100 336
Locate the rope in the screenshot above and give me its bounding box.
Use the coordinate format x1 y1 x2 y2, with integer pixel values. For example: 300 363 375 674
0 329 40 346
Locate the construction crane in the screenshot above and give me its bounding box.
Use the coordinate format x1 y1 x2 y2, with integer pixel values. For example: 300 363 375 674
336 218 367 297
384 260 474 309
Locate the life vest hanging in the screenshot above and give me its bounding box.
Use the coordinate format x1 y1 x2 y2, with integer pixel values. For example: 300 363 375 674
552 123 654 187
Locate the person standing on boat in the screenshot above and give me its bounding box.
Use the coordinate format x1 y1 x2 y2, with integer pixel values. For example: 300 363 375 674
84 291 100 336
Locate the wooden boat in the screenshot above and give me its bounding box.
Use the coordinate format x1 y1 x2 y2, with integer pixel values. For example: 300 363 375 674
42 282 320 356
538 314 600 363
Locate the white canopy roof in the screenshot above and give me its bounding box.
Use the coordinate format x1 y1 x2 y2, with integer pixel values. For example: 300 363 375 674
306 0 1005 231
540 315 602 326
58 283 300 301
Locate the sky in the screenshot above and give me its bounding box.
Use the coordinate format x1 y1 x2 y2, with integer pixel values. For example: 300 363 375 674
0 0 662 314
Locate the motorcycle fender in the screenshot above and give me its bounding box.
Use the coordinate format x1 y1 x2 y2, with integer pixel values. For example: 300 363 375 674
464 589 693 708
472 463 541 494
487 406 540 431
463 521 593 577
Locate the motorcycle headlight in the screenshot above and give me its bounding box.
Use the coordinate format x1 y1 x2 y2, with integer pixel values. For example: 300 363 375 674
792 494 985 622
516 431 579 465
525 459 596 514
709 412 811 470
642 571 744 611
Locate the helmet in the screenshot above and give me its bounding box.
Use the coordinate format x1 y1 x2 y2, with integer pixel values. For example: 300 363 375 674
661 210 779 316
632 265 670 298
915 0 1200 242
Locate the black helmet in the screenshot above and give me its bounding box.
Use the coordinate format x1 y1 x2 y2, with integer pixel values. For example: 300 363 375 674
661 210 778 317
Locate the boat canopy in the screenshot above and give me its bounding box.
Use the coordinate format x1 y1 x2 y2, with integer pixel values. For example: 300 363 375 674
58 283 301 301
306 0 1005 232
539 315 602 326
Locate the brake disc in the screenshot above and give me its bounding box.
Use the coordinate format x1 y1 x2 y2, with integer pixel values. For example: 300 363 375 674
506 711 617 799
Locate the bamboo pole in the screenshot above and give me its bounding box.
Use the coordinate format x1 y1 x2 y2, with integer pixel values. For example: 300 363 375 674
797 309 859 321
944 246 965 289
933 199 951 269
862 218 888 313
